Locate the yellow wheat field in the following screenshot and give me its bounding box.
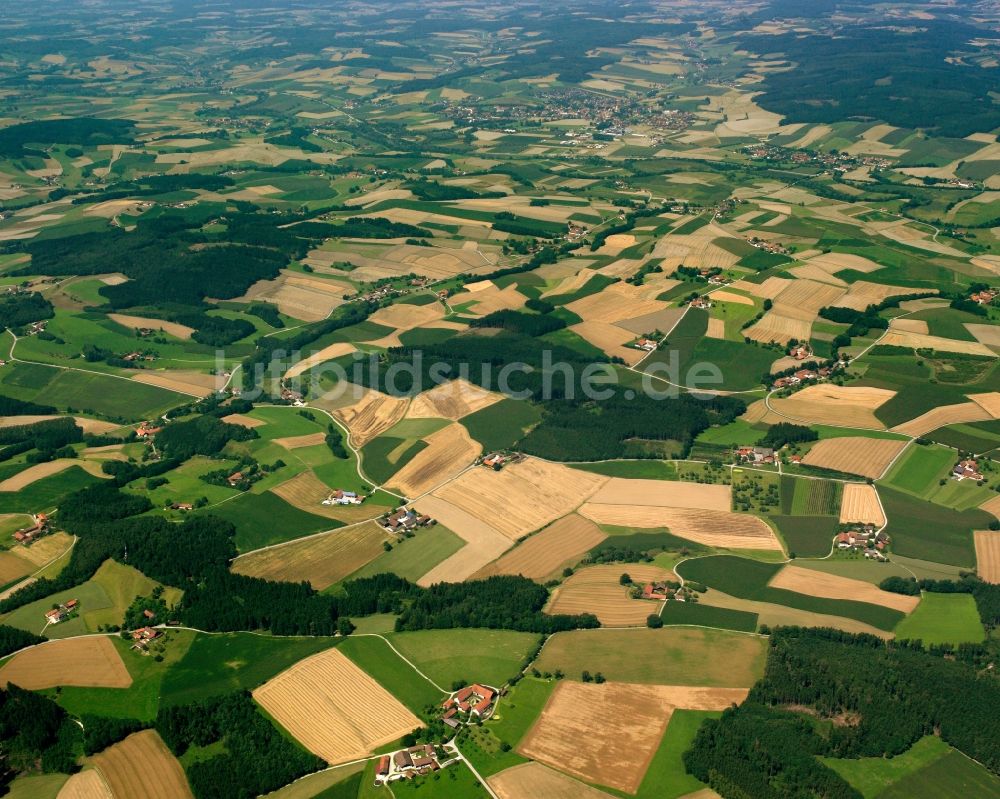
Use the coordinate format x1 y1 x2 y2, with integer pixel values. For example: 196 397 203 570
405 378 502 420
834 281 935 311
839 484 885 526
57 769 114 799
412 495 513 585
233 522 389 590
432 459 608 541
90 730 193 799
768 385 895 429
768 565 919 613
975 531 1000 583
389 423 481 497
802 437 908 479
744 311 812 345
331 387 409 447
489 763 617 799
969 393 1000 419
566 282 668 325
891 401 992 437
284 343 357 379
108 314 194 339
0 637 132 690
253 648 421 764
578 504 782 550
547 564 673 626
771 280 847 322
474 514 607 582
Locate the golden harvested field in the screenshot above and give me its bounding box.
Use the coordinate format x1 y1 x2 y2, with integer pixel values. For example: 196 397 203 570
432 459 608 541
0 636 132 690
57 769 114 799
233 522 389 590
413 495 513 585
801 437 907 479
489 763 616 799
473 514 607 582
11 531 73 567
805 253 884 273
274 432 327 449
90 730 192 799
461 284 528 315
965 324 1000 348
131 370 221 396
880 330 994 356
889 318 929 334
518 681 677 793
406 378 502 420
331 387 409 447
744 311 812 345
0 549 32 586
771 280 846 322
0 459 101 492
708 289 755 306
594 233 636 255
768 384 895 429
547 564 672 626
579 504 782 550
389 423 481 497
253 648 421 764
839 483 885 526
969 393 1000 419
570 320 648 365
982 493 1000 521
108 314 193 339
284 343 356 379
975 531 1000 583
834 282 935 311
369 302 444 331
705 317 725 339
237 273 349 322
891 401 992 437
732 276 792 300
220 413 265 428
590 478 731 511
567 282 668 324
768 565 919 613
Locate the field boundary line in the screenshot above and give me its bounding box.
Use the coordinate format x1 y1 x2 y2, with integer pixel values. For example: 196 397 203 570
354 633 448 694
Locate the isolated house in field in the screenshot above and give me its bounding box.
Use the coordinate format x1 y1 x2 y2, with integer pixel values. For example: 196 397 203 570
13 512 48 545
383 508 434 533
953 459 983 481
44 598 78 625
322 490 364 506
642 582 670 600
136 421 162 438
633 338 658 351
441 684 497 720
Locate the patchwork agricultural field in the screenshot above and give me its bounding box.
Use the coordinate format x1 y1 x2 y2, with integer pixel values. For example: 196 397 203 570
0 0 999 795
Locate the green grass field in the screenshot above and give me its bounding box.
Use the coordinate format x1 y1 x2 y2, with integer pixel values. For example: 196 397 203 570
338 635 446 716
659 600 759 632
160 633 339 707
636 709 718 799
823 736 951 799
893 593 985 646
878 749 1000 799
0 362 186 421
677 556 904 630
461 398 543 451
217 490 339 552
571 460 678 479
0 466 102 514
386 629 540 689
883 444 956 495
389 759 487 798
533 627 766 687
767 515 839 558
349 524 465 582
879 486 988 568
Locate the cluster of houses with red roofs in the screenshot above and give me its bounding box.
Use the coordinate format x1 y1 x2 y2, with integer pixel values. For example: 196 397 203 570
836 525 890 560
381 507 435 533
632 337 659 352
135 421 163 439
953 459 984 482
12 513 50 545
789 344 812 361
735 446 776 465
481 451 521 470
970 288 997 305
441 684 498 728
690 296 713 309
772 365 833 389
130 626 162 651
375 743 457 785
44 599 78 625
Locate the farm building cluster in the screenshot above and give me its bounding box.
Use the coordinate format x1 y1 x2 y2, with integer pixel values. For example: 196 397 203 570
375 743 457 786
772 365 834 389
480 451 521 470
44 599 78 625
441 683 498 728
735 446 775 465
638 580 696 602
322 489 364 506
953 459 985 482
130 626 162 651
381 507 435 533
12 513 50 545
836 526 891 560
